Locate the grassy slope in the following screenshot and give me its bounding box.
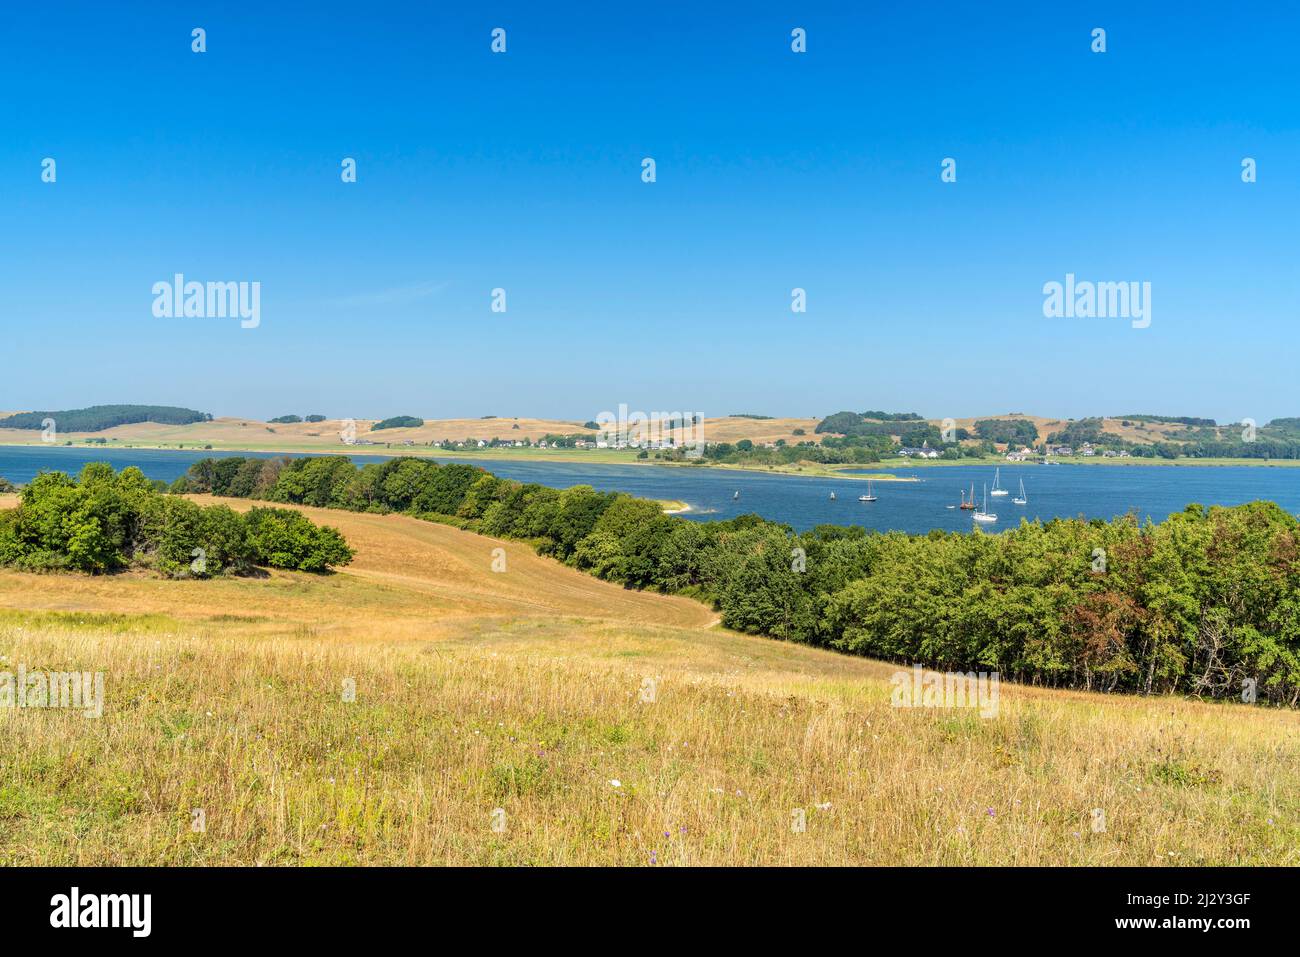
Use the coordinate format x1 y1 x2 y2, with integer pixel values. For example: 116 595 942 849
0 497 1297 865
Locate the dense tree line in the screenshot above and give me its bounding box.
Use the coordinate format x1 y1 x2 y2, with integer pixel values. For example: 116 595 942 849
265 414 326 424
815 410 922 434
975 418 1039 445
371 416 425 430
0 463 353 575
0 405 211 432
1118 414 1217 427
178 455 1300 705
716 442 879 464
697 435 902 466
1046 418 1106 446
695 422 978 468
1174 438 1300 460
1064 434 1300 461
1046 417 1300 459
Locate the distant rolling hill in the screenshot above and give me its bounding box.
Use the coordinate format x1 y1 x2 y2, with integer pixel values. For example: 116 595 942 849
0 411 823 451
0 404 210 432
0 405 1293 456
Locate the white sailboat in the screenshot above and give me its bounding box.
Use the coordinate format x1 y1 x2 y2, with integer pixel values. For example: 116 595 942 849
858 480 877 502
973 483 997 523
990 466 1009 496
830 491 836 501
1012 478 1027 505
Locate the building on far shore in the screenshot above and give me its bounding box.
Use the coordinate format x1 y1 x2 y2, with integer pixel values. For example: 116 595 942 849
897 442 940 459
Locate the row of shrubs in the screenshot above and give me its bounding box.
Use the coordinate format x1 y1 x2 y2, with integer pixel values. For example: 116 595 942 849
174 454 1300 705
0 463 353 575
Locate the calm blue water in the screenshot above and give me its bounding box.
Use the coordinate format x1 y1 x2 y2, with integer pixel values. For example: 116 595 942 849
1 446 1296 534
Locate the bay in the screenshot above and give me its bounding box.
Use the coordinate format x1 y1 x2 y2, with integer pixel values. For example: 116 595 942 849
1 446 1296 534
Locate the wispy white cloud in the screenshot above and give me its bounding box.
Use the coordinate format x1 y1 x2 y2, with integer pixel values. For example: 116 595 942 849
322 280 450 308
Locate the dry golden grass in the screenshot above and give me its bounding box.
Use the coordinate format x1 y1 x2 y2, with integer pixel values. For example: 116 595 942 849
0 416 596 448
688 417 822 445
0 502 1296 865
0 414 824 451
1099 417 1198 442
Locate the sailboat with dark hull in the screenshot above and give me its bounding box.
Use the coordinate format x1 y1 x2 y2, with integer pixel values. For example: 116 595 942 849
959 481 977 510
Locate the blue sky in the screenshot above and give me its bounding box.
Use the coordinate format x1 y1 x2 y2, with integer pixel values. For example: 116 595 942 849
2 1 1297 424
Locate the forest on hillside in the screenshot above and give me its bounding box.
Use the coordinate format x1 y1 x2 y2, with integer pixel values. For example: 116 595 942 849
0 405 211 432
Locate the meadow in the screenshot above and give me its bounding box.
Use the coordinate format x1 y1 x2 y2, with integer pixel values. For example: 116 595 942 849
0 496 1296 866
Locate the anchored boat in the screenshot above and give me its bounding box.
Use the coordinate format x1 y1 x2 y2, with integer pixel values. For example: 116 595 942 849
959 481 977 510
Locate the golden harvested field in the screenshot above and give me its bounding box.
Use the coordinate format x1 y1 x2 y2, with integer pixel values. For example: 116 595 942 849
0 416 596 449
0 497 1297 866
0 414 820 451
676 416 822 445
1100 418 1205 442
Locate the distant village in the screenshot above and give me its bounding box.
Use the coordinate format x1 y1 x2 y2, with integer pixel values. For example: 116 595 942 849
343 434 651 451
894 439 1131 462
340 432 1134 460
999 441 1131 461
